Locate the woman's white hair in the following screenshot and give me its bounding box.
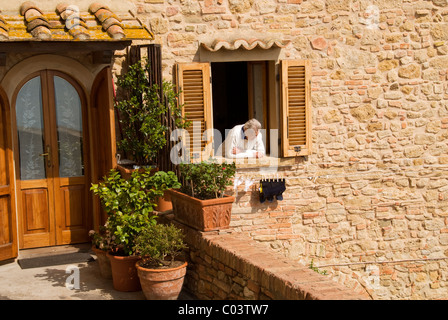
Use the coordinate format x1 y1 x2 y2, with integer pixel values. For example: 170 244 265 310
243 118 262 131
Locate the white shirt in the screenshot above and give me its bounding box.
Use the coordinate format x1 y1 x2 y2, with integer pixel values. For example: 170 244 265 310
219 124 265 158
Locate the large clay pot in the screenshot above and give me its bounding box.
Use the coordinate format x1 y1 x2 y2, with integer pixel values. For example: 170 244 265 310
91 246 112 279
136 260 188 300
106 252 141 292
168 189 234 232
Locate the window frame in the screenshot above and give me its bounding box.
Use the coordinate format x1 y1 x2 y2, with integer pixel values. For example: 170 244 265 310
174 59 312 163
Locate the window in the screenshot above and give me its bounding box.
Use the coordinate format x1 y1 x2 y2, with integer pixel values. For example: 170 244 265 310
174 59 311 161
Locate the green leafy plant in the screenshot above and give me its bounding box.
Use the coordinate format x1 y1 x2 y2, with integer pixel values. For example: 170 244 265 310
309 259 328 275
134 223 187 268
115 59 189 166
90 169 181 256
178 160 236 200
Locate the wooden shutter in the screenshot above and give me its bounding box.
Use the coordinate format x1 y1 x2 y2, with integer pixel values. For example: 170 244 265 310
175 63 213 161
280 60 312 157
0 87 17 261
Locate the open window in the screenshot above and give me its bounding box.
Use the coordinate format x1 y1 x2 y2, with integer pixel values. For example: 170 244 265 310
174 59 312 162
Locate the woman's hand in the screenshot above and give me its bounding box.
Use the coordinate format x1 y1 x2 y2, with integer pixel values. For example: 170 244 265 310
232 147 242 154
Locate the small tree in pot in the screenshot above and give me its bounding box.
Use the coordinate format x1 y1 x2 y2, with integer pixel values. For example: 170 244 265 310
134 223 188 300
115 59 189 173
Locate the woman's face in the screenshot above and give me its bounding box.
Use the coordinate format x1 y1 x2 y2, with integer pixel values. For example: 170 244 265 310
244 128 258 141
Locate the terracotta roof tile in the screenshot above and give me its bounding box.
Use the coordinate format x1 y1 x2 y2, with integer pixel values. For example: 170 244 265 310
20 2 52 40
201 38 292 51
0 1 153 42
89 4 125 40
56 3 90 40
19 1 43 16
0 14 8 40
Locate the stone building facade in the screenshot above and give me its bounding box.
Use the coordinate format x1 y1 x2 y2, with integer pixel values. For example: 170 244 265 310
119 0 448 299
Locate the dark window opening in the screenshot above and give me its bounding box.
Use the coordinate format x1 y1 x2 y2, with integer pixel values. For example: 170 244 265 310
211 61 269 154
211 62 248 143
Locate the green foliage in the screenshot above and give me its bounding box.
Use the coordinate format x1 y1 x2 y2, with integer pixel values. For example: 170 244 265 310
309 259 328 275
162 81 191 130
89 226 112 252
134 223 187 268
179 160 236 200
90 169 181 256
115 59 189 165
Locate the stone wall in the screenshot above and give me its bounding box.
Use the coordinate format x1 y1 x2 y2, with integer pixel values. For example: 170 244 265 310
125 0 448 299
174 219 369 300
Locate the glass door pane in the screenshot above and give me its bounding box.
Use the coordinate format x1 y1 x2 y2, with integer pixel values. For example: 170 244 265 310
15 76 46 180
53 76 84 178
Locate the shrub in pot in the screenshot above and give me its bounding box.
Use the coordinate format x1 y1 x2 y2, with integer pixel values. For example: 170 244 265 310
134 223 187 300
115 59 189 174
169 160 236 231
90 169 181 291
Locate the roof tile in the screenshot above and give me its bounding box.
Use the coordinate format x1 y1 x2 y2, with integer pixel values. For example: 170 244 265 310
20 1 43 16
88 3 110 14
0 1 153 42
20 2 52 40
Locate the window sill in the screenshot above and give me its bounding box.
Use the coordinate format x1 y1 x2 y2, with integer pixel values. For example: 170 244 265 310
211 155 296 169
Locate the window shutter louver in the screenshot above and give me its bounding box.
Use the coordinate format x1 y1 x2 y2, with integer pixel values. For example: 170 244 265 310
280 60 312 157
175 63 213 161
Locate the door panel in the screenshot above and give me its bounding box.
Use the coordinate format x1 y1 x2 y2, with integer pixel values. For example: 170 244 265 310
62 185 86 227
90 67 117 227
50 71 91 245
0 83 17 261
15 76 47 181
14 70 90 249
53 75 84 178
14 73 55 249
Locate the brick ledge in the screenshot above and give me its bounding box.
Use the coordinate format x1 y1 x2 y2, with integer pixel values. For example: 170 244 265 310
183 226 370 300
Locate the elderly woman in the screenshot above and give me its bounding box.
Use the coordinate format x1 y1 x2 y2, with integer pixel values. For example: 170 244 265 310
220 119 265 158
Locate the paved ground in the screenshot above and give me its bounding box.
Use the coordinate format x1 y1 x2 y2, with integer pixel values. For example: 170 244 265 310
0 244 194 300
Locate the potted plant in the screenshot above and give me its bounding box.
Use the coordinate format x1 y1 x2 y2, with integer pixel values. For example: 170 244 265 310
168 160 236 231
90 169 181 291
134 223 188 300
114 59 189 178
89 226 112 279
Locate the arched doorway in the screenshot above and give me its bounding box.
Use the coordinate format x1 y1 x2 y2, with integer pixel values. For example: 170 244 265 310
12 70 91 249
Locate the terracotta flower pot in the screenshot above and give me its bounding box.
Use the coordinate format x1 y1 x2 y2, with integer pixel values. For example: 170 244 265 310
156 190 172 212
91 246 112 279
106 252 141 292
136 260 188 300
117 164 157 180
168 189 235 232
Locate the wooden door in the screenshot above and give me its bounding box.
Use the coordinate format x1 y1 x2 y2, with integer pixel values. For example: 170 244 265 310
0 87 18 261
12 70 91 249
